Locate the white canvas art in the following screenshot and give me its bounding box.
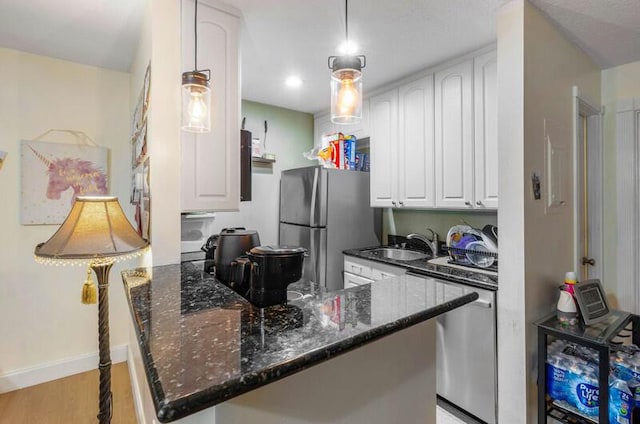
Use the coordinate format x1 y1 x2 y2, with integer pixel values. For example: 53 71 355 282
21 140 109 225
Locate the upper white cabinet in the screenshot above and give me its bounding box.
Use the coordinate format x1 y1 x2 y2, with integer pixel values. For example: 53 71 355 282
370 76 435 208
181 0 240 212
473 50 498 209
434 59 474 208
314 113 334 148
398 75 435 208
313 99 370 147
370 88 398 207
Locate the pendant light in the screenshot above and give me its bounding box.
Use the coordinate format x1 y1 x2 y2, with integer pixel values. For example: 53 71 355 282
182 0 212 133
328 0 366 125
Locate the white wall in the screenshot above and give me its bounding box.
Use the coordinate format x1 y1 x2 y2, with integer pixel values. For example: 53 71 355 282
0 48 131 386
497 1 601 421
601 60 640 302
383 209 497 244
147 0 182 265
496 2 527 421
202 100 314 244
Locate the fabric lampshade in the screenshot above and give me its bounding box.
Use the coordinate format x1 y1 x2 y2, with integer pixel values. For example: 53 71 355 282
34 196 149 263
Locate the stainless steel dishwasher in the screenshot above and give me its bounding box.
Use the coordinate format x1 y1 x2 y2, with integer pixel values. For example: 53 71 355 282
436 280 497 424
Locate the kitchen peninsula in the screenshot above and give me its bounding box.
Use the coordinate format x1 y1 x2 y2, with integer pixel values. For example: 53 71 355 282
122 262 478 423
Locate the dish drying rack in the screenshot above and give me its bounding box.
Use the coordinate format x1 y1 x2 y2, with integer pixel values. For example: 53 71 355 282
445 246 499 273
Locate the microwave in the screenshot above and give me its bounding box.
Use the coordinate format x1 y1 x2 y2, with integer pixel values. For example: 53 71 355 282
180 213 216 253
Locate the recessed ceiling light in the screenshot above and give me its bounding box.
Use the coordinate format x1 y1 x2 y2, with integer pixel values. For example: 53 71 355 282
285 75 303 88
338 40 358 55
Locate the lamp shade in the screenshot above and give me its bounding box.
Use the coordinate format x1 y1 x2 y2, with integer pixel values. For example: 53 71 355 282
181 71 212 133
329 55 365 125
34 196 149 263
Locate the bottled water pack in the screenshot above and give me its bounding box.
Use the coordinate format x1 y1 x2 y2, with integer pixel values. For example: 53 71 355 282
546 340 633 423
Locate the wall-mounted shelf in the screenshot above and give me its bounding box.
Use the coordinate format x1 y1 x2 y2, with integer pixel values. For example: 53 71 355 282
252 156 276 164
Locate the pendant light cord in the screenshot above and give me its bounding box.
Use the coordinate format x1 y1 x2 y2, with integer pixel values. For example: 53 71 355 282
194 0 199 70
345 0 348 42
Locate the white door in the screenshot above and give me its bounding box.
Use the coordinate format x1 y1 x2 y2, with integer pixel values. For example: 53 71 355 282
369 88 399 208
181 0 240 212
474 51 498 209
575 97 603 281
398 75 435 208
434 60 474 208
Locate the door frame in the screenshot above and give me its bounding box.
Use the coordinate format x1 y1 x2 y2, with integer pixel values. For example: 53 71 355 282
572 86 603 281
616 97 640 313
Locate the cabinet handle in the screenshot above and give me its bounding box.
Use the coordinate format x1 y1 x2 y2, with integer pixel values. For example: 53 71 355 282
470 299 493 309
476 201 483 206
464 201 472 207
392 201 397 206
399 200 404 206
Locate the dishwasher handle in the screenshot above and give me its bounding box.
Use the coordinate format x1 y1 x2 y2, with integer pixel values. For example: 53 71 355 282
470 298 493 309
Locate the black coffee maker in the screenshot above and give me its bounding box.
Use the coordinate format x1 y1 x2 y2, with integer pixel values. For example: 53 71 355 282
230 245 306 308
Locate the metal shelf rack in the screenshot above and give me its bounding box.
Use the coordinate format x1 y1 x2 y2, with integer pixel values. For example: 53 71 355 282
535 310 640 423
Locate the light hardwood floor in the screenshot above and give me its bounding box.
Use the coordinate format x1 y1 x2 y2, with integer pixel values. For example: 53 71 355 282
0 362 137 424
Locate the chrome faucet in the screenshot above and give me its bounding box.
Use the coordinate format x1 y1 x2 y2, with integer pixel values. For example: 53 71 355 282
407 228 439 257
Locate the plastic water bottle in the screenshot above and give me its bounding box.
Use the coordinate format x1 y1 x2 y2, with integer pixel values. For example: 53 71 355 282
610 375 632 424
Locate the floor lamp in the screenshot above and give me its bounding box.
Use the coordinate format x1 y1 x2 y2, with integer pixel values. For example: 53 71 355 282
34 196 149 423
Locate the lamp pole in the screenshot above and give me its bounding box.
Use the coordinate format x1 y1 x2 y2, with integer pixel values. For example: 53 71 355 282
92 260 114 424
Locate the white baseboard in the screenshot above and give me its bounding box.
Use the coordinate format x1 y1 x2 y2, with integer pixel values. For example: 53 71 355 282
127 345 147 424
0 344 128 394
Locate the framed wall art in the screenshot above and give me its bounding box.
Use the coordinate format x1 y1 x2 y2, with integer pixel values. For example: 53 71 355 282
21 139 109 225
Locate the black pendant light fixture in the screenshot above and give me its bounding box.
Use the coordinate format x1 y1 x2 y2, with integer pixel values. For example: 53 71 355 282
328 0 366 125
182 0 212 133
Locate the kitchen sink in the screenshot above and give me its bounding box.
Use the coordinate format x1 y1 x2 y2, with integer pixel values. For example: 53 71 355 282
367 248 429 261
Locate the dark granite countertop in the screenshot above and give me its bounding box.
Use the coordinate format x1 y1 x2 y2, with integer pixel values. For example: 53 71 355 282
122 262 478 422
344 247 498 291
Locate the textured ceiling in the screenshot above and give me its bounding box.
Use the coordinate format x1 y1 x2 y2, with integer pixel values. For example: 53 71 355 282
0 1 638 113
530 0 640 69
0 0 144 72
231 0 510 113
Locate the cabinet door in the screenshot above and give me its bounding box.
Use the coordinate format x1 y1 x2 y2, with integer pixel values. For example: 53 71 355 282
344 271 374 288
434 60 474 208
344 256 373 278
181 1 240 212
398 75 435 208
369 88 399 207
370 262 406 281
474 50 498 209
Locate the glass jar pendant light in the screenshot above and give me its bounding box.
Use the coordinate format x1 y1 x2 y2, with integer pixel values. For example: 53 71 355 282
328 0 366 125
182 0 211 133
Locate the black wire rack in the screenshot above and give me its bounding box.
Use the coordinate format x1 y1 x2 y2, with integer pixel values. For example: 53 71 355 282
445 246 499 272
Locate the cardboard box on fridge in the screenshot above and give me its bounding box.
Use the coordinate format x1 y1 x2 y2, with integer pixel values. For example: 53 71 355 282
330 139 344 169
344 136 356 170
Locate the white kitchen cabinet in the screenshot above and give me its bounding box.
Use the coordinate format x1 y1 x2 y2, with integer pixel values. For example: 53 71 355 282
434 59 474 209
314 99 369 148
343 255 406 325
344 256 374 279
369 88 398 207
370 76 435 208
344 271 374 289
343 255 406 282
473 50 499 209
313 113 334 148
398 75 435 208
181 0 240 212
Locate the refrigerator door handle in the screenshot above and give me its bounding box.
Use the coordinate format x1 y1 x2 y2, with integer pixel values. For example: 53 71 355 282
309 167 319 226
310 228 319 283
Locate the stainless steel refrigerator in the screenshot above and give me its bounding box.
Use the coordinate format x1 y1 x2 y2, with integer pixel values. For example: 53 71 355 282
279 166 381 291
